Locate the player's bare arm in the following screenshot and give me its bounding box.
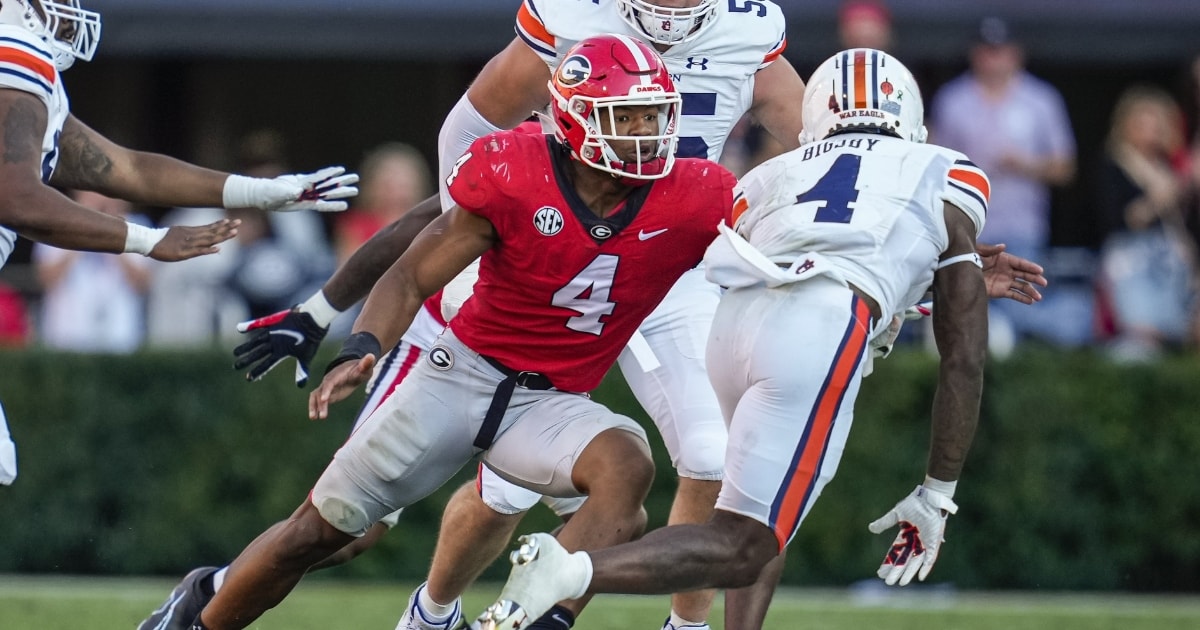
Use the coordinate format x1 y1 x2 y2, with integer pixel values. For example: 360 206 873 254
53 114 227 207
747 56 806 152
357 206 496 349
928 202 988 482
0 89 138 251
321 194 442 310
467 37 554 128
310 207 496 419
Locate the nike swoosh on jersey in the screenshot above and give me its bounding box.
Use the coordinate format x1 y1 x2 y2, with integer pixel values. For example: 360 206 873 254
638 228 669 240
269 330 306 346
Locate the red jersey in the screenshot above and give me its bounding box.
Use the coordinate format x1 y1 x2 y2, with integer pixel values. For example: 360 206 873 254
447 130 735 392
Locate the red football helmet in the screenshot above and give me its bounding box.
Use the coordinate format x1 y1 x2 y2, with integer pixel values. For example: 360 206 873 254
548 34 681 182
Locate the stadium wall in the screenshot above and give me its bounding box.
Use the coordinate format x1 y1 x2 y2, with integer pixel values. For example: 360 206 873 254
0 348 1197 592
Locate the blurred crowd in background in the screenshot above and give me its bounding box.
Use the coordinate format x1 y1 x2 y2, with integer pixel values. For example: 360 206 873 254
3 0 1200 365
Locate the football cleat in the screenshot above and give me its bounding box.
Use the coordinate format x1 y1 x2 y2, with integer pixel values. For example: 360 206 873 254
137 566 218 630
472 599 528 630
662 620 711 630
472 534 591 630
396 583 465 630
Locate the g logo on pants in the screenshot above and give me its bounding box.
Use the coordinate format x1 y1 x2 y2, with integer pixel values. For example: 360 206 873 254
428 345 454 371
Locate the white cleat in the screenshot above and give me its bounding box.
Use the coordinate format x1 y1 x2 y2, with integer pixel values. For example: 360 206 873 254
471 534 591 630
396 583 464 630
662 621 711 630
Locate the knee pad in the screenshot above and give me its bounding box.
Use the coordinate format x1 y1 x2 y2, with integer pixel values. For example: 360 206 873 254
674 421 726 481
312 493 373 537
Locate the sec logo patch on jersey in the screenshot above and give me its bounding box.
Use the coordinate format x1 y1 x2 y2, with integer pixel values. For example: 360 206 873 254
533 206 564 236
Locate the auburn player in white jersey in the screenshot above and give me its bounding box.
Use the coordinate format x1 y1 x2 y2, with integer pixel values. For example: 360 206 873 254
0 1 356 488
475 47 991 630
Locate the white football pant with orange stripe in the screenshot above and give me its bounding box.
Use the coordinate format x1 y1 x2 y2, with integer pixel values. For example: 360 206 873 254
707 275 872 550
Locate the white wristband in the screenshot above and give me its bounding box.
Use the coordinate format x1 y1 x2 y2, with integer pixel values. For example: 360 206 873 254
298 290 342 328
923 475 958 499
222 174 259 209
937 252 982 269
123 222 170 256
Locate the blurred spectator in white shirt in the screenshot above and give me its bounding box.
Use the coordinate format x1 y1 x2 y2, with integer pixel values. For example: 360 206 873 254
34 191 152 353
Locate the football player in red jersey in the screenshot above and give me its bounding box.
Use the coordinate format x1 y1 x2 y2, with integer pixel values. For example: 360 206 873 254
182 35 738 630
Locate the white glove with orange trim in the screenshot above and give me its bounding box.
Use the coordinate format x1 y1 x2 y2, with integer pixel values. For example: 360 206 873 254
868 481 958 586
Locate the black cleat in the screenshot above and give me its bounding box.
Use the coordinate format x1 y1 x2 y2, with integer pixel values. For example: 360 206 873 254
137 566 218 630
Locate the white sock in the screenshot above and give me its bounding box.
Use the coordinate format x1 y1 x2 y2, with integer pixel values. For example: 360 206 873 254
417 583 456 620
668 611 707 629
212 567 228 593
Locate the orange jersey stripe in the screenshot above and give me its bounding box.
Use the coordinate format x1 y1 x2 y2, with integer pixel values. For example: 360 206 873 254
516 2 555 50
772 298 870 549
853 49 867 109
949 168 991 203
762 35 787 65
0 46 55 84
731 194 750 227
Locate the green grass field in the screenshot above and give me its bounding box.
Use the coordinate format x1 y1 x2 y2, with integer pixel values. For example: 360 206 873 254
2 575 1199 630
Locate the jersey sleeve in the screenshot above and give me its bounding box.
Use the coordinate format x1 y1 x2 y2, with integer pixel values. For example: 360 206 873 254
941 156 989 237
730 158 786 236
514 0 558 66
748 3 789 69
445 134 505 214
0 29 57 106
760 32 787 69
446 132 539 227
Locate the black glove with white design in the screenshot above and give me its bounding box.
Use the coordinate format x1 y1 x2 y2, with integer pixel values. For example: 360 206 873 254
233 307 329 387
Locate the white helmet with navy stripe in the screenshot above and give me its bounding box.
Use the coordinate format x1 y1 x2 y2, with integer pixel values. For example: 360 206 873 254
615 0 719 45
799 48 927 145
0 0 100 71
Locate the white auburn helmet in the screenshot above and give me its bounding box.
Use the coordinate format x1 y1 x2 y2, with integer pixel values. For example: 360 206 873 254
0 0 100 71
616 0 720 45
548 33 681 182
799 48 927 145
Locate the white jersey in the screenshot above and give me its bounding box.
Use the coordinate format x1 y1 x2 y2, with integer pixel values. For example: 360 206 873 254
705 133 989 320
516 0 787 161
0 25 70 266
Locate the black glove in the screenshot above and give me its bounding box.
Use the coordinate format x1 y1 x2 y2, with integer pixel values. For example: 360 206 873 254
233 307 329 387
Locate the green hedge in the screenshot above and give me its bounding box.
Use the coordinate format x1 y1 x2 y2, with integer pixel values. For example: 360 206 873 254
1 347 1197 591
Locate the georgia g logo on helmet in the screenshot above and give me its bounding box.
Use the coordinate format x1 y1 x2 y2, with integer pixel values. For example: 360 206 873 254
556 54 592 87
